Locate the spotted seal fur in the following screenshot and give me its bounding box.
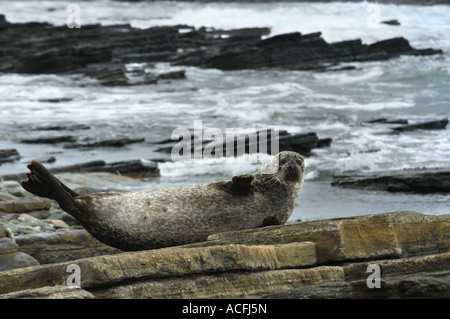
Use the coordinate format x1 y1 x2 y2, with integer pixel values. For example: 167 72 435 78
21 151 305 251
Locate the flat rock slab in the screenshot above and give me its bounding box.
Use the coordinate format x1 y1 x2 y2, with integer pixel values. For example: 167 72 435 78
0 199 52 214
0 242 317 295
13 229 121 265
264 253 450 299
0 238 40 272
91 266 344 299
0 286 95 299
196 211 450 263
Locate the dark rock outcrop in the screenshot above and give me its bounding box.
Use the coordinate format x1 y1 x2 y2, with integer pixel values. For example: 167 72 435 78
63 137 145 149
392 118 449 132
156 129 332 157
0 14 442 80
178 32 442 71
332 169 450 193
381 19 401 26
365 118 409 125
0 149 21 165
0 159 160 181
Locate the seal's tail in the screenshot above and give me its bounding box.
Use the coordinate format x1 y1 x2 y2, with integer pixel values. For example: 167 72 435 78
21 160 79 212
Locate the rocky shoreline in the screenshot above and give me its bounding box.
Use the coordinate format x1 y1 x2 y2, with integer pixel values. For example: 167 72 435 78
0 13 442 81
0 209 448 299
1 166 448 298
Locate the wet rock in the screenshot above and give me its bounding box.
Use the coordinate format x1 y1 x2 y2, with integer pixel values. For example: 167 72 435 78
0 225 8 237
317 137 333 148
38 98 74 103
0 180 22 189
47 161 107 174
0 199 52 214
34 124 90 131
0 213 19 222
63 137 145 149
0 251 40 272
0 238 40 271
17 214 55 230
74 63 159 86
195 32 442 71
0 193 18 201
84 160 160 179
278 132 323 155
157 70 186 80
392 118 449 132
157 129 331 157
43 219 70 229
26 210 53 219
332 169 450 193
0 159 160 182
35 156 57 164
20 135 77 144
365 118 409 125
1 223 20 236
0 286 95 299
382 19 401 26
14 230 121 264
204 27 270 39
0 149 21 165
0 16 179 79
211 131 322 157
0 13 442 79
49 212 80 226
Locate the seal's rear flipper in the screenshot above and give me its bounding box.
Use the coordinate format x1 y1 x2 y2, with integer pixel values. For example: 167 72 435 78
21 160 79 213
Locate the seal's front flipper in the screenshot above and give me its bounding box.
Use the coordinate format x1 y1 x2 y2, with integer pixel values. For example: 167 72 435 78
217 174 254 196
231 174 254 191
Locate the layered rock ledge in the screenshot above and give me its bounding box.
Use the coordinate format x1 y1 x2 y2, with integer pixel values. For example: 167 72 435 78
0 211 448 299
0 13 442 81
332 169 450 193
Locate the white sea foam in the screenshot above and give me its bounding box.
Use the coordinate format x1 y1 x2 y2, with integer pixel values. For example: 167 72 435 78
313 67 384 85
159 152 273 178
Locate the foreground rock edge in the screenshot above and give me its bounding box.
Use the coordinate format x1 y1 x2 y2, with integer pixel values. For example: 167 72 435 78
0 242 317 295
0 211 448 298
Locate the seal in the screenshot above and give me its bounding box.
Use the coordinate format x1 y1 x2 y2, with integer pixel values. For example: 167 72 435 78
21 151 305 251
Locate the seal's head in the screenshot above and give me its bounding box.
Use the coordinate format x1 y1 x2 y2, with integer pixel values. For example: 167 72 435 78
277 151 305 183
261 151 305 184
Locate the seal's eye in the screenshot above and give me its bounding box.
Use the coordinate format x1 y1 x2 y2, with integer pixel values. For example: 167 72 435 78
279 158 288 165
296 159 303 166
